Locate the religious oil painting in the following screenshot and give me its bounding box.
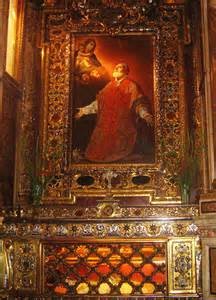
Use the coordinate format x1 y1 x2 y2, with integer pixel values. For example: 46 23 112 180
71 34 155 164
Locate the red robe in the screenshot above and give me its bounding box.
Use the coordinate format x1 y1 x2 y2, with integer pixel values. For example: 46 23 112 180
85 78 144 162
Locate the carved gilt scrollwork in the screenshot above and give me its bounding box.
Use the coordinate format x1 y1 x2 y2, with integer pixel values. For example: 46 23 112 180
41 1 187 202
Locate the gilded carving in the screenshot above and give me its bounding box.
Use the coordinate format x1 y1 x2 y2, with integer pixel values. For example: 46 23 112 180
0 204 199 220
0 1 202 298
13 240 38 291
168 238 197 294
2 220 199 239
40 1 187 202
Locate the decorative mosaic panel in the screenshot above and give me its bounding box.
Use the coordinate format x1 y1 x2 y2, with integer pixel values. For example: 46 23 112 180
43 242 166 297
168 238 196 294
13 240 39 291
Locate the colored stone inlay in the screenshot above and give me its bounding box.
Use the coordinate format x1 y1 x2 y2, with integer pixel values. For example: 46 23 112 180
44 242 166 296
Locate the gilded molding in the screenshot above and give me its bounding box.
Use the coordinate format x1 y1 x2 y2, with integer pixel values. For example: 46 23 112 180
40 2 187 203
1 221 199 239
1 204 199 220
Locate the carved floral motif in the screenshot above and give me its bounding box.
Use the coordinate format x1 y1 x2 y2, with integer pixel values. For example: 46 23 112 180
40 1 187 202
13 240 38 291
168 239 196 293
1 220 198 239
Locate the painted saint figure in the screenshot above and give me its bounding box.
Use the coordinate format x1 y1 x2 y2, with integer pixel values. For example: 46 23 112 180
75 63 153 162
73 39 109 153
75 39 109 85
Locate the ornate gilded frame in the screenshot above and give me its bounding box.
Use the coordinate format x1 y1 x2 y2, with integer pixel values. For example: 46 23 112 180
41 1 186 204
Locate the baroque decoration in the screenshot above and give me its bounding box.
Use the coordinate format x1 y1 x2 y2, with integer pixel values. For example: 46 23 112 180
39 0 187 203
0 236 200 296
0 1 204 298
168 238 197 295
1 220 199 239
13 240 38 292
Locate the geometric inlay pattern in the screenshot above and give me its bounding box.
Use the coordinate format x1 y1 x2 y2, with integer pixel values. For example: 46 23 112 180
43 242 166 296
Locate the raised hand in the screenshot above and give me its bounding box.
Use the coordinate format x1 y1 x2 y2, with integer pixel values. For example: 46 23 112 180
144 113 153 126
138 107 153 126
74 108 84 119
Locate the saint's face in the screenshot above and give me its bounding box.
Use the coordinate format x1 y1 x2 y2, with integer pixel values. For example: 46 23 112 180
112 64 127 80
85 40 96 52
